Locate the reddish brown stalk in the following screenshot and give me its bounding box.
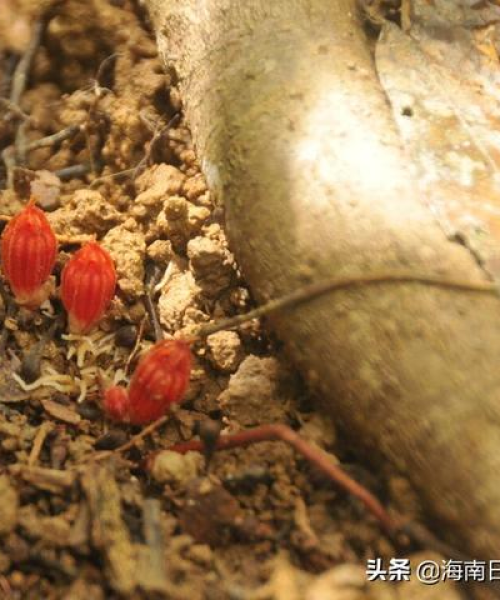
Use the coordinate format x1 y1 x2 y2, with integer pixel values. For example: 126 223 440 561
168 425 481 564
169 423 396 533
194 272 498 339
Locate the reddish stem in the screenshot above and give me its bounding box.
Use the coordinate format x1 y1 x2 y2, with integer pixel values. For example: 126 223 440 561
169 423 397 533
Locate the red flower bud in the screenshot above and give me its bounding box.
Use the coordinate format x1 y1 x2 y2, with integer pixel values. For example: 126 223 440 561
103 385 129 422
1 199 58 308
61 241 116 334
104 340 192 424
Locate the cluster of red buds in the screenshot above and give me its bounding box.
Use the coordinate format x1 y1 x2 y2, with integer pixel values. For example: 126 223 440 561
103 340 192 424
1 199 116 331
1 199 191 424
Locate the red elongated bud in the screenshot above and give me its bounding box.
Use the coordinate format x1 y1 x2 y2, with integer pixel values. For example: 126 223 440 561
1 199 57 308
103 385 130 422
103 340 192 424
61 241 116 334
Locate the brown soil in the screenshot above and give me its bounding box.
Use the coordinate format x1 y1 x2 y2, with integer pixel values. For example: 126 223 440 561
0 2 466 599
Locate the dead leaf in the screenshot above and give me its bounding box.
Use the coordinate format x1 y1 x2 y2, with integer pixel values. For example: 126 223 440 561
0 358 29 404
41 397 81 425
82 464 137 595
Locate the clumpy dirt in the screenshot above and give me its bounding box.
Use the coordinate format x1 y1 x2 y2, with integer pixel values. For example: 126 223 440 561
0 2 467 599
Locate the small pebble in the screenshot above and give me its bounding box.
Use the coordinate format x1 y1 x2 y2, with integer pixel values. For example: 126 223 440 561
150 450 203 485
36 193 61 212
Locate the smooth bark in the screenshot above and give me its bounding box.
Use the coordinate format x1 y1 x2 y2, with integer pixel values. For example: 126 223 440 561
146 0 500 558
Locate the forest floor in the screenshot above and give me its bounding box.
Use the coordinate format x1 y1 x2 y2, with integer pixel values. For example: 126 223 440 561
0 1 474 599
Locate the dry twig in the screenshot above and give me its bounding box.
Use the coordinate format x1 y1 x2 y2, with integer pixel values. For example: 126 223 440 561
124 316 147 376
2 18 47 186
10 20 45 107
82 416 169 465
54 163 92 181
133 113 181 180
28 422 54 467
0 98 29 120
25 124 81 152
82 464 136 594
138 499 169 593
144 263 165 342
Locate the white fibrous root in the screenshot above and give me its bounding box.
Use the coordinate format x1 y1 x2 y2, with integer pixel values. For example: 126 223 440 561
62 331 116 368
13 366 83 397
13 331 130 405
154 261 176 293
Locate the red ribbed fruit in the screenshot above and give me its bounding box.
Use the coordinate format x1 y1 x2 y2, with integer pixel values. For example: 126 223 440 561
1 200 58 308
104 340 192 424
61 241 116 334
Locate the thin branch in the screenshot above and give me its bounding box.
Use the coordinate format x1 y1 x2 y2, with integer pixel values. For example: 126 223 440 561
0 54 18 99
144 265 165 342
125 316 147 376
26 124 81 151
79 416 169 465
195 272 498 339
89 167 136 188
93 52 121 95
3 17 46 183
15 118 29 165
87 114 181 188
28 422 53 467
133 113 181 180
0 98 29 121
54 163 91 181
10 19 45 106
1 146 16 189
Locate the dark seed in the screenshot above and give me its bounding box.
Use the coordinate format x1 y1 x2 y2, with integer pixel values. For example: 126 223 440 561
20 352 42 383
77 402 101 420
115 325 138 348
94 429 128 450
